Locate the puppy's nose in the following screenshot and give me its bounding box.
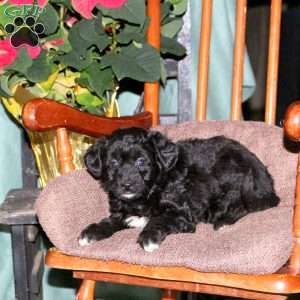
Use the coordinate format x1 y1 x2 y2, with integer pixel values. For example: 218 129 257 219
122 183 131 190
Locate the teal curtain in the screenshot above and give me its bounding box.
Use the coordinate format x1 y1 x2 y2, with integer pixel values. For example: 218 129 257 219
190 0 255 120
0 0 255 299
0 105 22 300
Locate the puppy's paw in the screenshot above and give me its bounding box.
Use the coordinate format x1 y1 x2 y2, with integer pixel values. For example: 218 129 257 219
142 239 160 252
125 216 149 228
78 235 92 246
213 220 228 231
137 230 161 252
78 223 108 246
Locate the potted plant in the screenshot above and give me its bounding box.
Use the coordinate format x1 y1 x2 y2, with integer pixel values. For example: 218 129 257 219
0 0 187 186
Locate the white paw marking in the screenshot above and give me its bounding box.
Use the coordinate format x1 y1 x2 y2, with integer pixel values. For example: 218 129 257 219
143 240 160 252
78 237 91 246
125 216 149 228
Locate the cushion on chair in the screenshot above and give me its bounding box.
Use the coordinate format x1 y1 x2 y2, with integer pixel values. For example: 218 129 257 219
35 121 298 274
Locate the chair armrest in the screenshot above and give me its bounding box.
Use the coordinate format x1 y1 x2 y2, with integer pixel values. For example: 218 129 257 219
283 101 300 273
22 99 152 137
283 101 300 141
0 189 40 225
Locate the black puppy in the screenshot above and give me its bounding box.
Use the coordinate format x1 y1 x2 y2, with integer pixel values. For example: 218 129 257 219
79 127 279 252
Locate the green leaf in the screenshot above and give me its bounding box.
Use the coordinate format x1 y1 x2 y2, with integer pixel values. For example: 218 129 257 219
68 17 110 55
85 106 103 115
76 73 90 89
160 36 186 57
77 18 110 51
68 22 87 55
7 74 26 90
47 87 73 102
49 0 73 10
0 74 13 97
101 43 160 82
86 65 114 96
26 50 52 83
161 19 183 38
160 2 171 22
169 0 183 4
42 26 72 52
76 91 104 107
116 22 146 44
99 0 146 25
160 59 167 87
6 48 33 74
58 49 93 71
116 31 145 44
37 3 59 35
0 3 13 27
76 65 114 97
171 0 188 15
141 16 150 35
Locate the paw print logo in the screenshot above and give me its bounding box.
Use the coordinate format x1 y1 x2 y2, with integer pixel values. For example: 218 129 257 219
5 16 45 48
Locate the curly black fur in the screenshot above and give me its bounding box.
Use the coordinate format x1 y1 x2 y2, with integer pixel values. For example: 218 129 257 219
79 127 280 251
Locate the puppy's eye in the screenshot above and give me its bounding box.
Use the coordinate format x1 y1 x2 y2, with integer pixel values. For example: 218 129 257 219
110 159 119 167
135 157 145 167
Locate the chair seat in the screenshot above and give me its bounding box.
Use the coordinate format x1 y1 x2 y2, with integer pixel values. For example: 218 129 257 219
36 121 298 275
46 248 300 295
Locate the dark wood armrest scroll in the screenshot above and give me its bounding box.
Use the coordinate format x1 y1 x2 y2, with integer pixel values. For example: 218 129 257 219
283 101 300 141
22 99 153 137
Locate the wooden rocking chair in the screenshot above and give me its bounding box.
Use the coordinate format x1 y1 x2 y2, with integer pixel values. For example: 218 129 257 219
19 0 300 299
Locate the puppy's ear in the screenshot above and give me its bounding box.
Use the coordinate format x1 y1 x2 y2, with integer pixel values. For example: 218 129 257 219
84 137 107 178
148 131 178 172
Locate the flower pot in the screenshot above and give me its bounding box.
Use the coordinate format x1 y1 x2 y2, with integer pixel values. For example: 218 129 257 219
2 85 96 187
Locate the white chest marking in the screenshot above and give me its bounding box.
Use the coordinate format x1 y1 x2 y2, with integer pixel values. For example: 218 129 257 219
125 216 149 228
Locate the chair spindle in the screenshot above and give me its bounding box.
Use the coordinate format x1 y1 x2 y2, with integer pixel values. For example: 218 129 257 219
265 0 282 125
75 279 96 300
196 0 213 122
56 128 75 175
162 289 177 300
231 0 247 121
144 0 161 127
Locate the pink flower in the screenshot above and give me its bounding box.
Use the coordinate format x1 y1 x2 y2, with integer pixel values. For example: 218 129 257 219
42 38 65 50
24 45 41 59
96 0 127 8
71 0 127 19
0 39 17 70
65 16 78 28
8 0 48 7
0 39 42 70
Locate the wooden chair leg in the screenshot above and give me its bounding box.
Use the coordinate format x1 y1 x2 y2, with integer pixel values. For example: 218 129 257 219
162 289 177 300
76 279 96 300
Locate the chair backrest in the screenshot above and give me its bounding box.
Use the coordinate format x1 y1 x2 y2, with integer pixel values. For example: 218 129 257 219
143 0 282 125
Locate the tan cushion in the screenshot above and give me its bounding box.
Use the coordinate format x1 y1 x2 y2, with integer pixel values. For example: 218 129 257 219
36 121 298 274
